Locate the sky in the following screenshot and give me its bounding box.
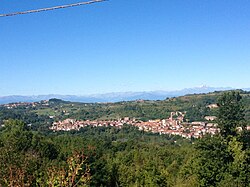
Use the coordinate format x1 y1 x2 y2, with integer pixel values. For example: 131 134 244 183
1 0 250 96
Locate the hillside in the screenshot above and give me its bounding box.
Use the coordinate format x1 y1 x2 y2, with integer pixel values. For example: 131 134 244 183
1 90 250 131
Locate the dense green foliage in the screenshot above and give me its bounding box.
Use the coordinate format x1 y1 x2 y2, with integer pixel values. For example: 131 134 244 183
182 91 250 187
217 92 246 137
0 120 194 186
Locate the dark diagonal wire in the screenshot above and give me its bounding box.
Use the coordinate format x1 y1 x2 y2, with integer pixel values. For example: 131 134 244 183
0 0 107 17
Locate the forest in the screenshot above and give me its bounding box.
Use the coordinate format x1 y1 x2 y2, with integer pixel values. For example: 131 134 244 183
0 91 250 186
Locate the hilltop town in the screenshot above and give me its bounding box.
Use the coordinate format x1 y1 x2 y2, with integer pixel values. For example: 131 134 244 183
50 110 221 138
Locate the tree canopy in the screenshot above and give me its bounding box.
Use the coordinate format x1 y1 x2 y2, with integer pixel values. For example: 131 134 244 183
217 91 246 138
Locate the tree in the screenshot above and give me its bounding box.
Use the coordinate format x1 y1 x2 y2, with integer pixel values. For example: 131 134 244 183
186 91 250 186
193 135 230 187
0 120 61 186
217 91 246 138
0 120 37 186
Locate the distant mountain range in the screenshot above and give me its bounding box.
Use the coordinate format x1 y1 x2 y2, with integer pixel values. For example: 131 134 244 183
0 86 249 104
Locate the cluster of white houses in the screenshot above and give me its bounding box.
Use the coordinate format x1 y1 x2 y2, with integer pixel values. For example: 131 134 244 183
3 100 49 109
50 111 221 139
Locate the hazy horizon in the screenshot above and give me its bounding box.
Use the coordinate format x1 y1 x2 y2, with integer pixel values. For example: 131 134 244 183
1 85 249 98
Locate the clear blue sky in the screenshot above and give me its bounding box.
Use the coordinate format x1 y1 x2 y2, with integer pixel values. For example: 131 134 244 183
1 0 250 96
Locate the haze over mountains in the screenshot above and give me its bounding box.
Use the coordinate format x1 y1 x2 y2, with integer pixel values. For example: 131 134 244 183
0 86 249 104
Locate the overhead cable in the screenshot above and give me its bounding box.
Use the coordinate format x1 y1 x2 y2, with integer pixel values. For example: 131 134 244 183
0 0 107 17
